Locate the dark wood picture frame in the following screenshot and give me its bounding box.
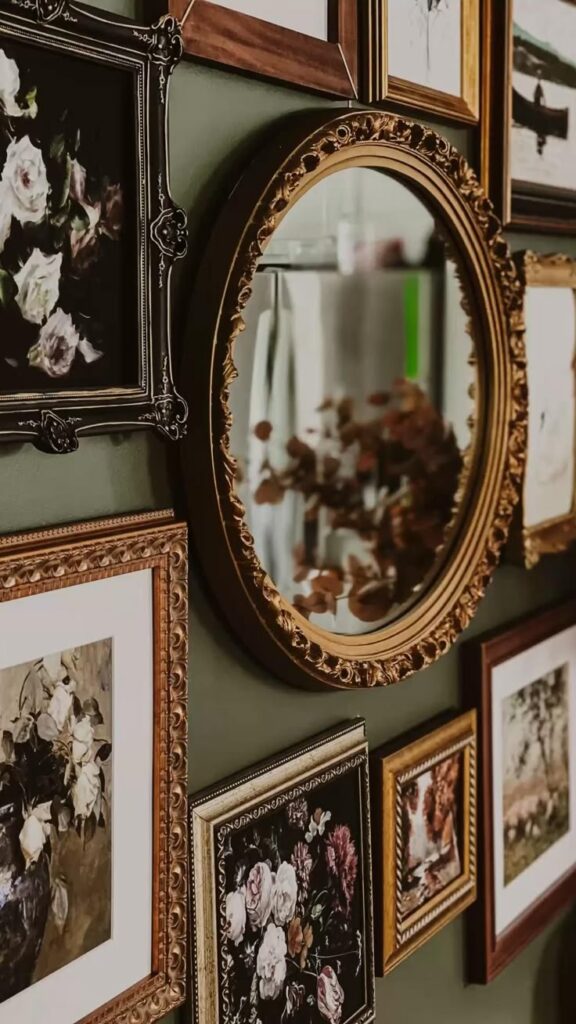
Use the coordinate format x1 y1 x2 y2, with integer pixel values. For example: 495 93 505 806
365 0 479 123
0 510 188 1022
0 2 188 453
161 0 359 98
463 600 576 984
481 0 576 233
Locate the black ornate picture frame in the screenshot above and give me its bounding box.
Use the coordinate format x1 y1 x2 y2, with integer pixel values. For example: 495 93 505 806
0 1 187 452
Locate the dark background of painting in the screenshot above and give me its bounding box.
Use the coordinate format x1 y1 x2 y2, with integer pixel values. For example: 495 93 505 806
217 764 369 1024
0 33 138 392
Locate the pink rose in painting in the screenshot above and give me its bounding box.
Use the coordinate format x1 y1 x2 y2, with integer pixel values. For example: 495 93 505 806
27 308 101 379
317 966 345 1024
325 825 358 916
1 136 48 225
245 862 274 929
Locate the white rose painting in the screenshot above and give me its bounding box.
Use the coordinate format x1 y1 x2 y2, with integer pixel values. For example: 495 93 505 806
0 37 133 391
0 639 112 1005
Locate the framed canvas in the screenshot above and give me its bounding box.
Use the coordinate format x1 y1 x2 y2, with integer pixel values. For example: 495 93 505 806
158 1 359 98
188 720 375 1024
463 600 576 983
0 510 188 1023
366 0 480 123
509 252 576 567
372 711 477 974
0 2 188 452
482 0 576 232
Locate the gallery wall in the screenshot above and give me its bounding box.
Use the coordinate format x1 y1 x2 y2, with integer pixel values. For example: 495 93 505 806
0 0 575 1021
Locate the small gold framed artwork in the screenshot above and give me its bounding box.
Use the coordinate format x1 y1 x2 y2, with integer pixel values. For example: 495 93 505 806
372 711 477 974
366 0 480 123
511 252 576 567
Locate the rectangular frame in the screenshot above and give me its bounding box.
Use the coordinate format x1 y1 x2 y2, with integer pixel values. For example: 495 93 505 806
0 2 188 452
0 510 188 1023
372 711 477 975
463 600 576 983
188 720 375 1024
481 0 576 233
161 0 359 98
366 0 479 123
509 251 576 567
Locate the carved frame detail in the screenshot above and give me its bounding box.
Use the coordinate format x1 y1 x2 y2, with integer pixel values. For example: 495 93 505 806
0 510 188 1023
0 4 188 451
182 109 527 690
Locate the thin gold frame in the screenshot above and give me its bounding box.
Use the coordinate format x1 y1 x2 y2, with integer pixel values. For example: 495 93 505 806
0 510 188 1024
373 711 477 975
188 721 375 1024
365 0 480 122
510 252 576 567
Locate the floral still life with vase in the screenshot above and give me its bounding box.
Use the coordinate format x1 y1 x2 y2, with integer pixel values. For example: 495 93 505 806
0 640 112 1005
218 768 369 1024
0 36 136 391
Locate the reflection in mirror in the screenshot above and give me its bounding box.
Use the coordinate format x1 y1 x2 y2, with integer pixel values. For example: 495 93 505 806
230 168 476 636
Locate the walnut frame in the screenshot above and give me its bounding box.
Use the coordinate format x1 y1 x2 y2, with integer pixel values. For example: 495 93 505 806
0 1 188 453
481 0 576 233
188 720 375 1024
463 600 576 984
0 509 188 1023
372 711 477 975
509 252 576 568
181 109 527 691
365 0 480 123
160 0 359 99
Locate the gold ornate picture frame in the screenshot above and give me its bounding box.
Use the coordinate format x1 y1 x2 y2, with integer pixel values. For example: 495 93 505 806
372 711 477 974
510 252 576 567
365 0 480 122
0 511 188 1024
188 720 375 1024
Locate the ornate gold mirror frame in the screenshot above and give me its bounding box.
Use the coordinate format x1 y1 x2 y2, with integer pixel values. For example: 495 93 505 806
182 110 527 690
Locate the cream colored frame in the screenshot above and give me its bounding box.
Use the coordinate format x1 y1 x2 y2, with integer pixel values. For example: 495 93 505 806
374 711 477 974
366 0 480 122
511 252 576 567
188 721 375 1024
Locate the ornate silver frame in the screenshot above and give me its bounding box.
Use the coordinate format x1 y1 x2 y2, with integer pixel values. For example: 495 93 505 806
0 1 187 452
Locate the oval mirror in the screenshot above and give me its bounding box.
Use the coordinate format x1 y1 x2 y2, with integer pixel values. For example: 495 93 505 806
183 112 526 690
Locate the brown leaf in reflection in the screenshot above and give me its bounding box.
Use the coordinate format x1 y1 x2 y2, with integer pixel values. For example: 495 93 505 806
254 420 273 441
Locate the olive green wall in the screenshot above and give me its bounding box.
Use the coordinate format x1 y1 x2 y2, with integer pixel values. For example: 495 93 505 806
2 2 575 1021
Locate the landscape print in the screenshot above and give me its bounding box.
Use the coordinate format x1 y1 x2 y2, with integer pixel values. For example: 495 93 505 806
400 752 463 918
217 767 368 1024
512 0 576 192
502 665 570 886
0 640 112 1004
0 35 137 393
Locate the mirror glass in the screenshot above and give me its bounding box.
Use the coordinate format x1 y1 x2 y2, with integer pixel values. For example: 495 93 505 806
229 168 476 636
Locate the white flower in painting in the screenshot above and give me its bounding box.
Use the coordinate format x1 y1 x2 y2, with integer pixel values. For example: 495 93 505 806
256 923 287 1001
72 761 101 819
1 136 48 225
271 861 297 926
46 678 75 732
27 308 102 379
69 159 87 203
0 182 12 255
226 889 247 946
306 809 332 843
19 802 52 869
71 714 94 764
14 248 62 325
0 48 23 118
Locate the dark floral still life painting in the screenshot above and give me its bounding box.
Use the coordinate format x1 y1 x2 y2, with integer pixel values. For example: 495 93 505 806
216 767 370 1024
0 639 112 1006
0 34 137 392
